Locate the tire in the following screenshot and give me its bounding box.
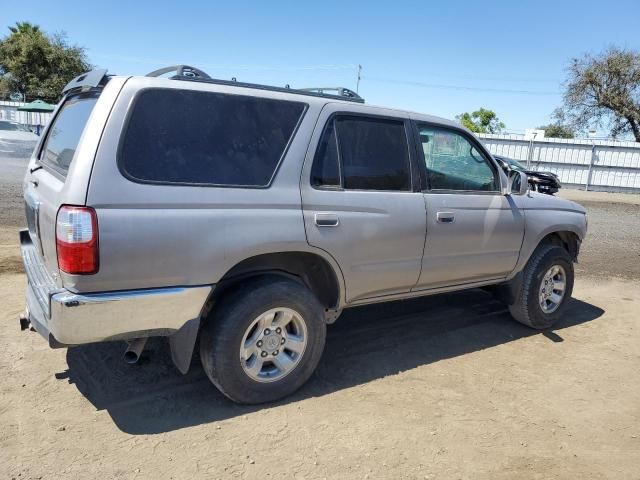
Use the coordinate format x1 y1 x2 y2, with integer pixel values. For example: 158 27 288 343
508 244 574 329
200 277 326 404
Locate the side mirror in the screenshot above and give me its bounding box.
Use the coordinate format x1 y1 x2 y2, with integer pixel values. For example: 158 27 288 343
506 171 529 196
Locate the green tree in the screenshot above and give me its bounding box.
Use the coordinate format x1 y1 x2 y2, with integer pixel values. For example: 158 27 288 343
456 108 505 133
0 21 91 101
561 47 640 142
537 123 574 138
537 124 574 139
537 111 575 139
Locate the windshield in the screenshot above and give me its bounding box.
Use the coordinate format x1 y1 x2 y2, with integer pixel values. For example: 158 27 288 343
0 121 31 132
506 158 526 172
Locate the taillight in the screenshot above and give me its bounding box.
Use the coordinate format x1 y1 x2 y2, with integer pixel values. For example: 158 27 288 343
56 206 99 274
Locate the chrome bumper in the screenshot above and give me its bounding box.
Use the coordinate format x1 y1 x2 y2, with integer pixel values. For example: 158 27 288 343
20 229 212 346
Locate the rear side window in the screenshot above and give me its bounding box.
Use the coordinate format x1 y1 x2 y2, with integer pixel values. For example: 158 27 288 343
40 94 98 178
119 89 306 186
312 115 411 191
310 120 340 188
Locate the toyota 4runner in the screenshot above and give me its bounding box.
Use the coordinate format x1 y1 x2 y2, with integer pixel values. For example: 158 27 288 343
20 66 587 404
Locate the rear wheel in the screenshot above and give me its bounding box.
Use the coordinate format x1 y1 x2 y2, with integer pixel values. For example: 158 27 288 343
200 277 326 404
508 244 574 329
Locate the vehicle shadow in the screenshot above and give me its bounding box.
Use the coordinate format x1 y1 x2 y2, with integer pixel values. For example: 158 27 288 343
60 288 604 434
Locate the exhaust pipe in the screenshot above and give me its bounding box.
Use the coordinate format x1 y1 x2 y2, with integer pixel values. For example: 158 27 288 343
123 337 148 364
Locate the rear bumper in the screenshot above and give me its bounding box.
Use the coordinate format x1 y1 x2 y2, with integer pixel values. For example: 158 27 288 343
20 229 212 346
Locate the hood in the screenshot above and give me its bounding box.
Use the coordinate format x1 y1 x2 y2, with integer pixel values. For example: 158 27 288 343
524 170 558 179
516 191 586 214
524 170 561 187
569 199 587 214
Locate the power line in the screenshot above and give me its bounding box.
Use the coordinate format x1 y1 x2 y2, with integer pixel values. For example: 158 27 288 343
92 52 561 85
393 71 562 84
90 53 357 72
363 76 561 96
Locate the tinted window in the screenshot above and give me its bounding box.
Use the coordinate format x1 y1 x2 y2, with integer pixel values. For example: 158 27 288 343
40 94 98 178
310 120 340 188
120 89 306 186
335 116 410 191
418 126 497 191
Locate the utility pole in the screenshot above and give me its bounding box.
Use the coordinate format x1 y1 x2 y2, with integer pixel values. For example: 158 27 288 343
356 64 362 94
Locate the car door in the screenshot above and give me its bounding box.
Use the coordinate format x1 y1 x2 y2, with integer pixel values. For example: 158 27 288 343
300 105 427 303
412 121 525 290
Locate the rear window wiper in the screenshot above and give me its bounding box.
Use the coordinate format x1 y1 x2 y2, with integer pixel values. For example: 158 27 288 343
30 165 43 174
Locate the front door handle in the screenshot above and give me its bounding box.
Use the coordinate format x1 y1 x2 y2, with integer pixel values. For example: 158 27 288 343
315 213 339 227
436 211 455 224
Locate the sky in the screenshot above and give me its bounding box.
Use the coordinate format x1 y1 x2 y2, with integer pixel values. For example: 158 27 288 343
3 0 639 133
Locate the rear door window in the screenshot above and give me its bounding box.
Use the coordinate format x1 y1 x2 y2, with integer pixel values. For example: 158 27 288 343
40 93 98 178
119 89 306 187
311 115 411 191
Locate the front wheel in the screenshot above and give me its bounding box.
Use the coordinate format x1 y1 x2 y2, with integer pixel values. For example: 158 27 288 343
508 244 574 329
200 277 326 404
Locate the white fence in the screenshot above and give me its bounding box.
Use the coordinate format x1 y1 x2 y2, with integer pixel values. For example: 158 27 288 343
0 100 54 127
478 134 640 193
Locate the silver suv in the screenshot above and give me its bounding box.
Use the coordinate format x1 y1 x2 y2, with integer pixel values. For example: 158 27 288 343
20 66 587 404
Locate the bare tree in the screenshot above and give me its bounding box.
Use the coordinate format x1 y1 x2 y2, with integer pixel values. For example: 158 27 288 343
562 47 640 141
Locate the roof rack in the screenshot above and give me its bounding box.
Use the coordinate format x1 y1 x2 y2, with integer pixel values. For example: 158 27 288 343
298 87 362 101
146 65 212 80
145 65 365 103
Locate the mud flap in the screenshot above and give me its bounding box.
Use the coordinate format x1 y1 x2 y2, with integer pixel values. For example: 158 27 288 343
493 272 523 305
169 318 200 374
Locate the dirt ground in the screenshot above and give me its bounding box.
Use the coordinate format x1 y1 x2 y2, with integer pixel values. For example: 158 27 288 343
1 154 639 479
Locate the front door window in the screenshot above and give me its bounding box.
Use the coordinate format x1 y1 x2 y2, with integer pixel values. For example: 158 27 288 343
417 126 498 192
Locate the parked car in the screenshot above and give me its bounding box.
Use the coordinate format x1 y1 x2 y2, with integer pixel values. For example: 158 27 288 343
494 154 562 195
20 67 587 404
0 120 38 142
0 120 38 158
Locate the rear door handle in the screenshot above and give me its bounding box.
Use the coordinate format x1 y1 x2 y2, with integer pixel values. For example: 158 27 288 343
436 211 455 224
315 213 339 227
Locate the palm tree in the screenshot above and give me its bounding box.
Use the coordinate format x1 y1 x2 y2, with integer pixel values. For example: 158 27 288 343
8 22 41 35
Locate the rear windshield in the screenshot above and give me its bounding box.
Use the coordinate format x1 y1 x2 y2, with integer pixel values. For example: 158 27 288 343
40 93 98 178
118 88 306 187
